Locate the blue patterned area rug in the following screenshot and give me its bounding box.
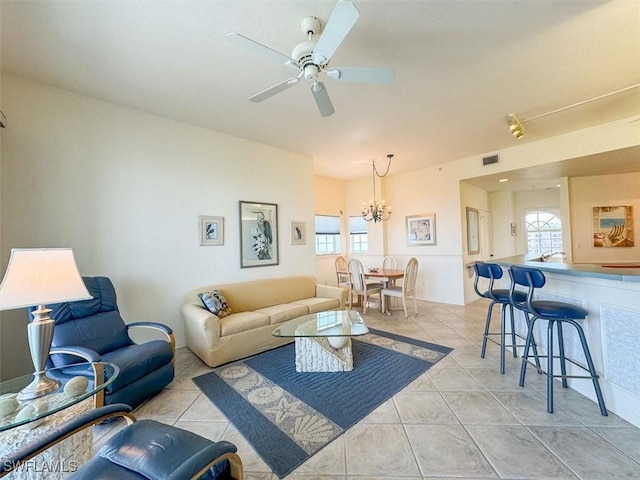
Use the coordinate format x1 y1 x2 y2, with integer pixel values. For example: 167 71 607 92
193 328 452 478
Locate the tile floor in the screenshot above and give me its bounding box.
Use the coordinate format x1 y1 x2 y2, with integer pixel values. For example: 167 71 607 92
94 299 640 479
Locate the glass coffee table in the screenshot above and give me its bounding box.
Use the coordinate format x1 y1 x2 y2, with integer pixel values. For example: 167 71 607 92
272 310 368 372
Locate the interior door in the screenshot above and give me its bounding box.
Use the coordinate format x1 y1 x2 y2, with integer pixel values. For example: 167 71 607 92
479 208 493 261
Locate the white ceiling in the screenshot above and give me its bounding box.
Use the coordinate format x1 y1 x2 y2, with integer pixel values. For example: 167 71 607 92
2 1 639 181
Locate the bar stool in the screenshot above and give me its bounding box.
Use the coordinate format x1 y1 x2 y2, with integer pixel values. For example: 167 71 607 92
473 262 539 374
508 265 607 415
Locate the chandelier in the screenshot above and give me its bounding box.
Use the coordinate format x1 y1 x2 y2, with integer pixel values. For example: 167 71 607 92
362 154 393 222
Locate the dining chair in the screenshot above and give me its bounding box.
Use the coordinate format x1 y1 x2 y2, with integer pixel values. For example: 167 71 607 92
335 255 350 288
381 257 419 317
382 255 399 299
382 255 397 270
347 258 382 314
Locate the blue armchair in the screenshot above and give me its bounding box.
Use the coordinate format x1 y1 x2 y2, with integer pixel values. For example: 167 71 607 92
41 276 175 409
2 404 243 479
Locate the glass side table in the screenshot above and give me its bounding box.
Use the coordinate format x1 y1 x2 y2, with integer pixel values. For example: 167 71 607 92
0 362 119 432
0 362 118 479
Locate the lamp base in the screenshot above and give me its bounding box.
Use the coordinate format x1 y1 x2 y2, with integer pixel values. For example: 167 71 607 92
17 308 60 402
17 373 61 402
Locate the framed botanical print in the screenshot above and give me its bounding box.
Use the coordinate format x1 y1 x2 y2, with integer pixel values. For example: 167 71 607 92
290 221 306 245
239 201 278 267
199 216 224 246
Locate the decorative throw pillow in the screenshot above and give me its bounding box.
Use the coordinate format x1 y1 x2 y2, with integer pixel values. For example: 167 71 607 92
198 290 232 318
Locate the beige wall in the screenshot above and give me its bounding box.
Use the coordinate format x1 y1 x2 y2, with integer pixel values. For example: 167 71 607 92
2 73 639 378
314 176 346 287
570 172 640 263
0 74 317 378
0 74 5 378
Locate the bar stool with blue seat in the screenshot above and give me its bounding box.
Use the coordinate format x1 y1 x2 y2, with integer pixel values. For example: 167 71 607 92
508 265 607 415
473 262 539 374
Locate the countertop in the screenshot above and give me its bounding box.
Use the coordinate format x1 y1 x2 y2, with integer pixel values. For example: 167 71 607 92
492 255 640 283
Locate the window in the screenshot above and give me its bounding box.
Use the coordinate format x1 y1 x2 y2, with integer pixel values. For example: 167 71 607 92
525 210 563 255
349 216 368 253
315 215 341 254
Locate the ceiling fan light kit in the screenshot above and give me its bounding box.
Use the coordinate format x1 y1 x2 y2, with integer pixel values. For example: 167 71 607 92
227 0 394 117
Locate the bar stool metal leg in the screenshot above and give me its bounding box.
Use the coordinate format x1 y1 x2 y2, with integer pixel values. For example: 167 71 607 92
556 321 569 389
509 304 518 357
519 312 544 387
499 303 508 373
547 320 556 413
569 318 608 416
519 316 537 387
480 300 497 360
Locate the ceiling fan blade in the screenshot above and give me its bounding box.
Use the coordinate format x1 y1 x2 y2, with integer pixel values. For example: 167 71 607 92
312 1 360 66
249 77 301 103
227 33 298 68
311 81 335 117
326 67 395 84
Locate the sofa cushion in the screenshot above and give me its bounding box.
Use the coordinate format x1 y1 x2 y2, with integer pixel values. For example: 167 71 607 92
198 291 231 318
219 311 270 336
291 297 340 314
212 276 318 313
255 303 309 325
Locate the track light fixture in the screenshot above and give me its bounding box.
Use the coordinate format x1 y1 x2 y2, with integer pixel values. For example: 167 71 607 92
506 83 640 140
507 114 524 139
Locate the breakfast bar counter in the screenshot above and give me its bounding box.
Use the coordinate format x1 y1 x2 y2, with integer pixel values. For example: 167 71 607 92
494 255 640 282
491 255 640 427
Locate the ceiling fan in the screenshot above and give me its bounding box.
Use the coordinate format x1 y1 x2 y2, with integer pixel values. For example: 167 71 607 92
227 0 394 117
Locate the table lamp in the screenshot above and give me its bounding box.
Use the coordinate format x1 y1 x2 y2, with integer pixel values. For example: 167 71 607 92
0 248 92 401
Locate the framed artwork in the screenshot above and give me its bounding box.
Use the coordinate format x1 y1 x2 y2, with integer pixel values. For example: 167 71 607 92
199 216 224 246
406 213 436 246
290 221 306 245
239 201 278 267
466 207 480 255
593 205 634 247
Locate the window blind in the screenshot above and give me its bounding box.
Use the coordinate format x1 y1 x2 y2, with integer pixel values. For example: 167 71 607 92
315 215 340 234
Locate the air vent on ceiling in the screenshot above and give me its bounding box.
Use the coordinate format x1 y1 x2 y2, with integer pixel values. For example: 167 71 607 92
482 154 499 166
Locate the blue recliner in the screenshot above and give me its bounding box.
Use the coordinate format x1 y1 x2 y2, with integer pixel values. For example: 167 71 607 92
42 276 175 409
2 404 243 479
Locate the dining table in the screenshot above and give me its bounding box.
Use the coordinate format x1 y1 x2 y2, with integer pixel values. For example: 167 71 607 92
337 267 405 314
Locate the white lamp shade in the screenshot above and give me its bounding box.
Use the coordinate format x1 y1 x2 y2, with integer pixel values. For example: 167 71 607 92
0 248 92 310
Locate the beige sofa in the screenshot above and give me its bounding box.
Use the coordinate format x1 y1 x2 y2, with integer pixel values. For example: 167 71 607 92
181 276 348 367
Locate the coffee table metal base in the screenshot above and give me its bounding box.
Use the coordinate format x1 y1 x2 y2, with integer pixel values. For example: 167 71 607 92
295 337 353 372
